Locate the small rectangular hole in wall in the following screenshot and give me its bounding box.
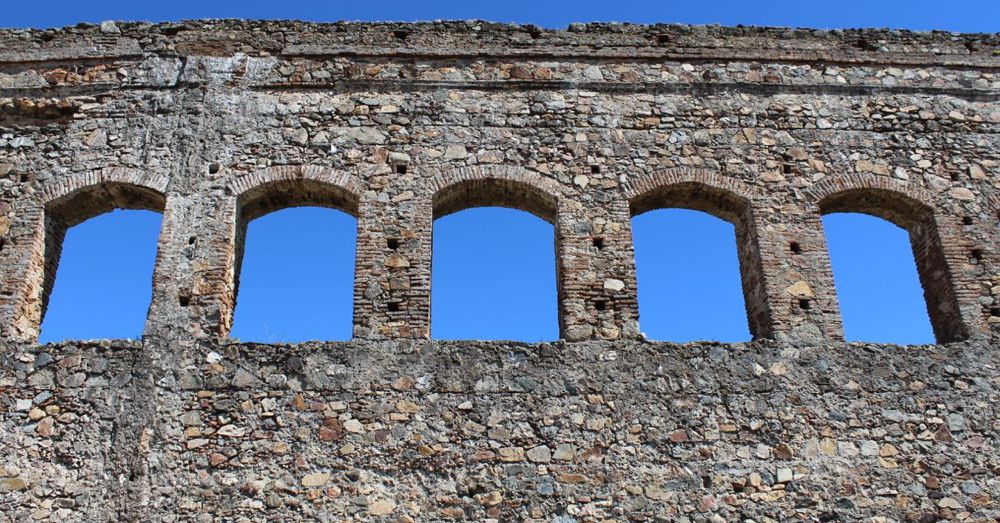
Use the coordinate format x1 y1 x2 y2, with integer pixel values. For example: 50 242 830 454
592 237 605 250
591 165 601 174
783 164 794 174
392 30 410 41
208 163 220 174
790 241 802 255
991 307 1000 317
798 298 811 310
971 249 984 262
18 173 30 183
179 294 191 307
387 238 400 250
594 299 608 312
395 164 407 175
0 238 5 252
962 216 974 226
387 302 400 312
655 34 671 45
951 172 961 181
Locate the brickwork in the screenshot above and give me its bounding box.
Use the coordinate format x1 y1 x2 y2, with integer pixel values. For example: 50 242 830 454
0 20 998 522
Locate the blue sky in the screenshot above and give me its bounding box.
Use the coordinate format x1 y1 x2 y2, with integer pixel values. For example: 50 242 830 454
5 0 1000 32
28 0 986 344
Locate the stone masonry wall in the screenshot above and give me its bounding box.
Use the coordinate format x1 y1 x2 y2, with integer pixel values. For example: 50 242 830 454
0 20 998 522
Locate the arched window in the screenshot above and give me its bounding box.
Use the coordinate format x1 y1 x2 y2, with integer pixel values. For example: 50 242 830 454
818 187 964 343
27 179 167 342
230 177 359 342
432 207 558 341
431 176 559 341
230 207 356 342
632 208 751 342
822 213 934 344
39 209 162 342
627 177 768 340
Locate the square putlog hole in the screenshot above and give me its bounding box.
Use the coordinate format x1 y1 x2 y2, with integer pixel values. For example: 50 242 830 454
387 238 400 250
387 302 400 312
592 237 605 250
594 299 608 312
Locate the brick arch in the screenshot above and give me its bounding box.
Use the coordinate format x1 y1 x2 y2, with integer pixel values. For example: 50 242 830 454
624 168 759 223
230 165 364 221
4 168 169 341
39 168 167 229
809 174 937 229
221 165 365 338
622 168 773 340
425 165 567 339
809 174 968 343
429 165 565 223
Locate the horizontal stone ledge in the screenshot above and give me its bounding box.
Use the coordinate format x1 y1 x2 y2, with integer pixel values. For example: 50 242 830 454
252 79 1000 101
3 80 998 104
281 48 1000 70
0 42 144 64
5 339 995 394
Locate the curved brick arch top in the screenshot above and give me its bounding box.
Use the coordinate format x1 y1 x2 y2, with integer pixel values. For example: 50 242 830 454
10 168 169 341
622 168 773 340
231 165 364 222
41 167 168 227
810 175 968 343
219 166 364 337
430 165 565 223
811 175 937 230
624 168 757 223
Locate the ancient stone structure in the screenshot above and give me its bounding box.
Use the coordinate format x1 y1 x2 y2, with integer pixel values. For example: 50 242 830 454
1 19 999 522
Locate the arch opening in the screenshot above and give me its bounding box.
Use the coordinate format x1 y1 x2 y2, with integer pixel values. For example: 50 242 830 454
627 180 769 340
40 209 163 342
818 188 965 343
429 174 562 340
230 178 360 342
37 181 166 342
822 212 935 344
432 178 557 223
431 206 558 341
632 208 752 342
230 206 357 342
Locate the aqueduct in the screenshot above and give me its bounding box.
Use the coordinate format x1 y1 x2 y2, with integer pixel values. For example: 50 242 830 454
0 20 998 522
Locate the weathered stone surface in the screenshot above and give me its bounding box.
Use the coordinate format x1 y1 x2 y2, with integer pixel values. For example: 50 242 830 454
0 19 998 523
300 472 330 487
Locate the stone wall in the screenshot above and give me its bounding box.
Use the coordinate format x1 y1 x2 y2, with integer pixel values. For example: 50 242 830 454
0 20 997 522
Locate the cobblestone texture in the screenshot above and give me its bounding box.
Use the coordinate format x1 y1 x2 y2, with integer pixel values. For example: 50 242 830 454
0 20 998 522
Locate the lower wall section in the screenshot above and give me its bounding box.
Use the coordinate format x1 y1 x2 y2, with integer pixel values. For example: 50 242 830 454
2 339 998 522
0 341 141 522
